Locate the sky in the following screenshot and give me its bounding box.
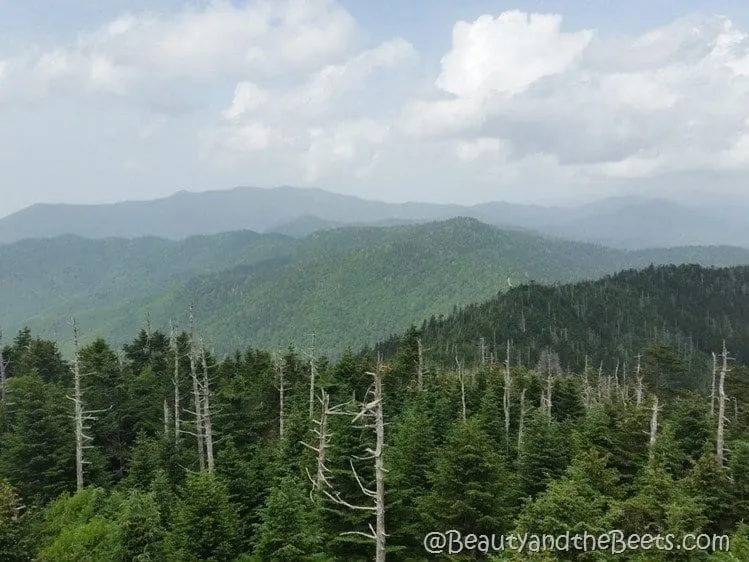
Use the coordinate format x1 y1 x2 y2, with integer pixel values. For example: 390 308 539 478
1 0 749 217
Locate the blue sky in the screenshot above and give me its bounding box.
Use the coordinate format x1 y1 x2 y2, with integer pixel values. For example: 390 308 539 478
1 0 749 216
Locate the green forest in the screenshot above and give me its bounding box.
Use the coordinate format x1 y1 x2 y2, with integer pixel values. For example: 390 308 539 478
1 264 748 560
5 218 749 356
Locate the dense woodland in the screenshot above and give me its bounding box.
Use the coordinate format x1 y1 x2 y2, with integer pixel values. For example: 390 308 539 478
5 218 749 357
1 264 749 560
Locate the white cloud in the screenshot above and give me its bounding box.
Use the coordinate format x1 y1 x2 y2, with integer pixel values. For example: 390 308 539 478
396 10 749 188
436 12 593 99
4 4 749 214
222 82 269 120
2 0 357 102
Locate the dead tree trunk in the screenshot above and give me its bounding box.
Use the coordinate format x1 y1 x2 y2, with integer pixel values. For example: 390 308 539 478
717 342 731 468
456 356 466 423
308 334 317 420
710 352 717 417
275 354 287 442
635 354 644 406
72 320 86 491
503 340 511 448
416 338 425 392
372 362 386 562
200 342 215 474
170 321 181 443
188 309 205 471
301 390 339 495
163 399 170 438
582 355 593 411
325 359 387 562
649 395 660 459
67 319 106 491
517 388 527 451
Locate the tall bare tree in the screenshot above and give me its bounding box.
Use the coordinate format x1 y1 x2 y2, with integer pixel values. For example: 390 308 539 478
517 388 527 451
187 308 205 471
301 390 351 496
635 354 644 406
275 353 288 442
717 342 732 468
456 356 467 423
307 333 317 420
324 359 387 562
163 399 170 438
200 341 215 474
67 319 107 491
416 338 426 392
710 352 718 417
649 395 662 460
582 355 593 411
503 340 511 447
169 321 181 443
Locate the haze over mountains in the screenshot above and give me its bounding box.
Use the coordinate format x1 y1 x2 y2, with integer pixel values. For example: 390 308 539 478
2 186 749 249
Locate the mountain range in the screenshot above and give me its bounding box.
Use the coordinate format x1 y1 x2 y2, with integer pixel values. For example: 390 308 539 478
2 186 749 249
4 217 749 356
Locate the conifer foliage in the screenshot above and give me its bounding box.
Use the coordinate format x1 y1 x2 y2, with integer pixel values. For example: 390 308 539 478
0 264 747 560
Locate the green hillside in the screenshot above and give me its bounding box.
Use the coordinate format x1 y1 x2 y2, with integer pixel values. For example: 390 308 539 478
6 218 749 356
374 263 749 391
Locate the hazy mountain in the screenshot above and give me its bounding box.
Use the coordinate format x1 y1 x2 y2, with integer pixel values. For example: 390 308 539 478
5 218 749 356
3 186 748 249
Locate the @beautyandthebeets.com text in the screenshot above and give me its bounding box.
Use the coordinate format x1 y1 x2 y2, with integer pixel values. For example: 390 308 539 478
423 530 731 556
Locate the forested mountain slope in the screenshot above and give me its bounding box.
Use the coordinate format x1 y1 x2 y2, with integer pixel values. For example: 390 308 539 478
374 264 749 392
1 263 749 560
0 230 293 330
7 218 749 355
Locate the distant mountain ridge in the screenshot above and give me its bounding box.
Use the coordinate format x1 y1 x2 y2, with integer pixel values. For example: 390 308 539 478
4 217 749 356
2 186 748 249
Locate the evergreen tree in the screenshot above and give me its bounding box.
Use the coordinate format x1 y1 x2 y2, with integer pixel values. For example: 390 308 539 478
252 475 326 561
166 472 242 561
420 418 520 537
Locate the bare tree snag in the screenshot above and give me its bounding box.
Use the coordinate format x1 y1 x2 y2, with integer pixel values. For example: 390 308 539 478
649 395 661 459
71 319 86 491
67 319 107 491
170 321 181 443
717 342 731 468
308 333 317 420
711 352 717 417
517 388 527 451
188 308 205 471
200 342 215 474
503 340 511 447
324 359 387 562
479 337 486 365
456 356 466 423
582 355 593 411
416 338 425 392
302 390 332 494
275 353 288 442
635 354 644 406
301 390 351 497
163 399 170 438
